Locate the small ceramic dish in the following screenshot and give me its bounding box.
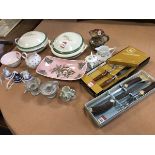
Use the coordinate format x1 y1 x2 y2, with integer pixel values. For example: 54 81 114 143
36 56 87 80
39 81 59 98
0 51 21 67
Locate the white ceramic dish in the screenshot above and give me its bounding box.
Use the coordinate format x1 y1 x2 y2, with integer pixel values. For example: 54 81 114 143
51 32 84 55
50 43 87 58
0 51 21 67
17 37 48 53
15 31 47 49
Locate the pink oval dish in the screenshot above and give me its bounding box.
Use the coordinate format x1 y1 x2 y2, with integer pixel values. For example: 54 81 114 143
36 56 87 80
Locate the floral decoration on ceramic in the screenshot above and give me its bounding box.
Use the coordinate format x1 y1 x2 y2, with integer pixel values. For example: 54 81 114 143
36 56 87 80
51 65 75 78
37 69 47 75
78 62 86 70
44 57 53 64
59 86 76 102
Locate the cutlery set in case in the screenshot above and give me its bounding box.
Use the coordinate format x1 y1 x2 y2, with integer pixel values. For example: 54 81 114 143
81 46 150 97
85 70 155 127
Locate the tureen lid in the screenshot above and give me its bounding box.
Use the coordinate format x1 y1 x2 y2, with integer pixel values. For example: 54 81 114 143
16 31 47 49
52 32 83 54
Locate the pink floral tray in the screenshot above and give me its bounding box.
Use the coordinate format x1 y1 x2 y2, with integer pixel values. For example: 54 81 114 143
36 56 87 80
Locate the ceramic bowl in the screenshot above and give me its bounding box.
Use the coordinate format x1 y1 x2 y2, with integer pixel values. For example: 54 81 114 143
0 51 22 67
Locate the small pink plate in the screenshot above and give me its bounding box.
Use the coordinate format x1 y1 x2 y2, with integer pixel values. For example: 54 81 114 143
36 56 87 80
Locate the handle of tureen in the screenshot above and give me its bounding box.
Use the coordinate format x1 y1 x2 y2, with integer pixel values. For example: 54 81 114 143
22 52 27 59
82 44 88 51
48 40 52 49
15 38 19 45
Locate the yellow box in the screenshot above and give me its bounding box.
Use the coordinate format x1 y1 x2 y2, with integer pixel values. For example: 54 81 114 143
81 46 150 96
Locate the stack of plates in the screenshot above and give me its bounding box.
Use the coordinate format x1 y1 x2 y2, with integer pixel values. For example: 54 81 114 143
49 32 87 59
15 31 48 53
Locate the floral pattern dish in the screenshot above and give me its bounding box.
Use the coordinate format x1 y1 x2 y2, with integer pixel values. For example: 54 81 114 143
36 56 87 80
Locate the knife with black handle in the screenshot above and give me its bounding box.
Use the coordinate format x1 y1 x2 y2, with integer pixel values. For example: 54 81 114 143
126 82 155 103
115 80 147 100
138 82 155 96
100 66 131 88
91 99 115 116
123 77 142 88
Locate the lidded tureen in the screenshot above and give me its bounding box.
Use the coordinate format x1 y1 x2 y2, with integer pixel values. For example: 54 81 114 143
49 32 87 58
15 31 48 53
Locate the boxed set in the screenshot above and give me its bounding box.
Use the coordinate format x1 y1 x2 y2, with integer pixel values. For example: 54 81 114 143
85 70 155 127
81 46 150 97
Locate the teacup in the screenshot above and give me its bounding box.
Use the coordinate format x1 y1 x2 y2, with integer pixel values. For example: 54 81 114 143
1 51 22 67
22 52 41 69
20 70 32 81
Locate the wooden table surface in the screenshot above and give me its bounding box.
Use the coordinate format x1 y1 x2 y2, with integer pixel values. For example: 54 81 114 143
0 20 155 135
